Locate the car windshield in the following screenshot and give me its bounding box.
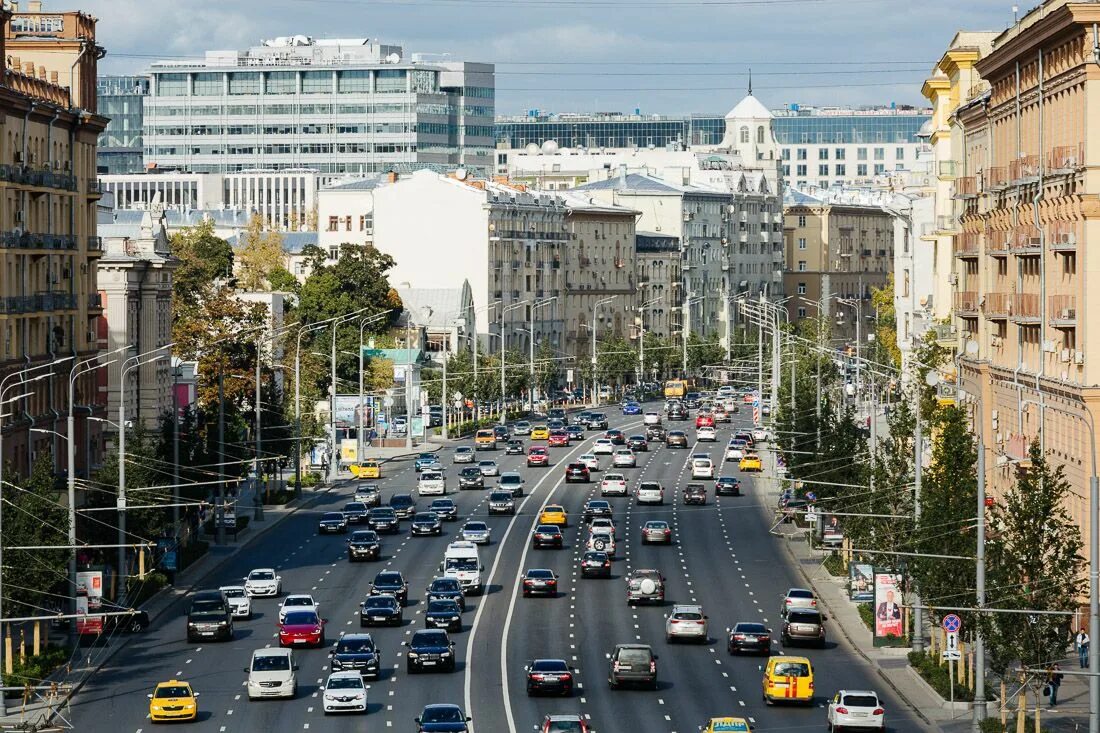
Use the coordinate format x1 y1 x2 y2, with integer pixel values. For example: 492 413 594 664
639 483 661 491
490 492 513 501
673 611 703 620
546 722 584 732
371 508 396 518
431 579 460 592
532 659 568 671
646 522 668 529
464 522 487 531
428 600 459 613
773 662 810 677
366 596 397 609
343 503 365 512
527 570 554 579
617 648 652 665
842 694 879 707
421 472 442 481
336 637 374 653
431 501 454 510
252 655 290 672
604 474 625 481
375 573 402 585
222 588 245 598
351 532 377 542
500 475 522 484
788 611 821 624
545 506 564 513
413 631 448 646
154 685 190 698
445 558 478 571
457 447 472 453
327 676 364 690
284 597 313 607
414 513 438 522
462 468 481 476
588 502 609 509
283 611 318 625
536 525 560 534
249 571 274 580
190 600 225 618
391 496 413 507
583 552 607 562
422 707 464 723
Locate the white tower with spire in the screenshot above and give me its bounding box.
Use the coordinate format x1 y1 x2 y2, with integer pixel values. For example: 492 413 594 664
720 76 779 166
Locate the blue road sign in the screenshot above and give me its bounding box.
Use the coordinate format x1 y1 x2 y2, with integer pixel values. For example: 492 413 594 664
942 613 962 633
805 491 817 502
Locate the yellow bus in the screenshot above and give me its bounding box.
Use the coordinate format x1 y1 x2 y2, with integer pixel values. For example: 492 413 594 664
664 380 687 399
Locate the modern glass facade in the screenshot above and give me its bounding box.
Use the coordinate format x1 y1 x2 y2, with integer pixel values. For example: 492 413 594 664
96 75 150 174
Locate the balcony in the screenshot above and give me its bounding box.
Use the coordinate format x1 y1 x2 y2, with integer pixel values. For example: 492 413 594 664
984 292 1012 319
938 160 957 179
87 178 103 196
1047 144 1084 172
1011 226 1041 255
986 167 1008 190
1049 221 1077 253
937 215 960 233
88 293 103 311
932 322 956 346
987 230 1010 257
1049 294 1077 326
953 177 978 198
579 256 591 266
1 231 77 250
1009 154 1040 183
1011 292 1041 323
955 232 980 258
954 291 979 316
87 235 103 252
0 292 77 314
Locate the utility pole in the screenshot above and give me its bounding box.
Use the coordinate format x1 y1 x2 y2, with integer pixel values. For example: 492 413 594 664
217 370 226 547
757 292 764 401
973 418 987 728
816 308 823 452
172 364 180 531
254 330 265 521
789 328 795 414
770 303 779 414
912 374 924 654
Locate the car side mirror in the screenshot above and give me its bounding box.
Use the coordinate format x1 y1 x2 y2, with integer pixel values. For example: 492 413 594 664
402 641 409 647
243 667 250 673
328 651 334 656
147 693 153 699
653 654 659 660
704 615 709 620
466 717 472 722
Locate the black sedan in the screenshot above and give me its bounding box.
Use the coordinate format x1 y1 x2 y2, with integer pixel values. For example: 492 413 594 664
424 599 463 632
505 440 525 455
368 507 400 534
369 571 408 605
525 658 574 696
580 551 612 578
342 501 369 524
521 569 559 598
565 425 585 442
415 703 470 732
683 483 707 505
426 577 466 610
582 500 613 523
458 467 484 489
359 593 403 627
626 435 649 452
347 530 381 561
329 633 382 678
318 512 348 534
715 476 742 496
665 431 689 448
726 621 772 655
429 499 459 521
411 512 443 537
532 524 564 549
405 629 456 673
389 493 416 519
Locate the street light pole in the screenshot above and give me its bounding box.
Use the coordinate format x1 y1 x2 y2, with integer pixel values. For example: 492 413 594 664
591 296 616 408
529 297 557 415
294 321 328 496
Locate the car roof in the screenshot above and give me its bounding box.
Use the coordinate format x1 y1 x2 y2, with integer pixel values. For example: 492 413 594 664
768 654 813 664
253 647 292 658
672 604 702 613
155 679 191 687
614 643 653 651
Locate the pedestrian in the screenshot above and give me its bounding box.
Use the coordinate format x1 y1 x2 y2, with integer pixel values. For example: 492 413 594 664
1046 663 1064 708
1078 629 1091 669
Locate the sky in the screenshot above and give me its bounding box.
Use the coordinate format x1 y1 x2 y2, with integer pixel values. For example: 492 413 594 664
83 0 1014 115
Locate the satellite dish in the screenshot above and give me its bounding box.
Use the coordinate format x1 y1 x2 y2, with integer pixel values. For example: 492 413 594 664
386 53 400 64
525 143 540 155
541 139 559 155
455 168 468 180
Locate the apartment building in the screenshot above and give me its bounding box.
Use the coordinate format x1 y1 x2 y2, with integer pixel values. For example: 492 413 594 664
96 75 149 174
0 4 109 477
634 232 683 347
946 1 1100 538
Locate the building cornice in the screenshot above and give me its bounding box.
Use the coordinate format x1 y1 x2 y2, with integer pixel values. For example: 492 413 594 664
977 3 1100 80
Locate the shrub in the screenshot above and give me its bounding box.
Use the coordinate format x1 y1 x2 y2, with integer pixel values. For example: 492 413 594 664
3 644 71 690
907 650 978 702
858 603 874 630
301 471 320 488
127 571 169 607
263 489 294 506
822 553 847 577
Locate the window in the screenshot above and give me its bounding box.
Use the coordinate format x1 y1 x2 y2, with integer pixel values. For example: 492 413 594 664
835 148 846 160
818 148 829 160
874 147 885 161
327 216 338 232
798 307 807 318
782 164 790 176
376 69 407 93
227 73 260 95
757 126 765 144
798 237 807 249
782 149 791 160
835 164 846 176
857 164 868 177
740 126 750 144
797 282 807 294
818 164 829 177
896 147 905 160
903 269 910 297
857 148 868 161
265 71 296 95
156 73 188 96
192 73 222 96
797 215 806 227
301 71 331 94
796 148 807 161
874 164 885 175
796 164 807 176
337 70 370 93
798 260 807 271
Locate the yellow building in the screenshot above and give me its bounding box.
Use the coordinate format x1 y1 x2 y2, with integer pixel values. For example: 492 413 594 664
0 4 108 477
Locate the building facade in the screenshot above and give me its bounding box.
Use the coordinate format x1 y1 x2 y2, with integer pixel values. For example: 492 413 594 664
96 75 148 174
633 232 683 357
142 36 494 176
0 4 108 478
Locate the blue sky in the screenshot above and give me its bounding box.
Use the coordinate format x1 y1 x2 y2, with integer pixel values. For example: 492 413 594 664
85 0 1012 115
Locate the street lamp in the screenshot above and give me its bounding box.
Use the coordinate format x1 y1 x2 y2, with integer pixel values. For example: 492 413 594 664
529 297 557 415
328 306 380 478
470 300 501 419
591 296 617 408
637 296 662 386
500 301 528 423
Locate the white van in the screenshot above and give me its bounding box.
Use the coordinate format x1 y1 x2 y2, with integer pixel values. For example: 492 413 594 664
691 457 714 479
418 470 447 496
245 648 297 700
439 541 483 595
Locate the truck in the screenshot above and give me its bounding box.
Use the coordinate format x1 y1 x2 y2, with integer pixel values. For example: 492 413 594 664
439 541 483 595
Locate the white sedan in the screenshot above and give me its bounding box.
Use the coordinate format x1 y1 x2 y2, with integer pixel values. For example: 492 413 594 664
725 444 746 461
697 426 717 442
752 427 770 443
478 460 500 477
322 671 368 714
279 594 319 623
592 439 615 455
579 453 600 471
243 568 282 597
600 473 628 496
827 690 885 730
612 449 637 468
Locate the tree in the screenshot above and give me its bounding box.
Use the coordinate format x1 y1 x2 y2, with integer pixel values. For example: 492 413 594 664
533 339 562 396
870 275 901 370
985 443 1084 674
686 332 724 375
3 456 69 616
86 424 174 550
268 267 300 295
595 336 637 386
170 219 234 302
237 214 287 292
641 332 674 382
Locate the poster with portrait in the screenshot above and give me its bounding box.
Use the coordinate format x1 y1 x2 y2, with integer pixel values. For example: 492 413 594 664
848 562 874 602
873 569 904 642
75 570 104 635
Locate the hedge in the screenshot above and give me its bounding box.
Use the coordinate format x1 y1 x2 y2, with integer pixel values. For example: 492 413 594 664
263 489 295 506
908 650 981 702
3 644 70 690
127 571 169 607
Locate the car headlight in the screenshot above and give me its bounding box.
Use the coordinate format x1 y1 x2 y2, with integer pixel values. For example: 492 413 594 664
441 650 452 657
150 705 163 711
407 652 419 658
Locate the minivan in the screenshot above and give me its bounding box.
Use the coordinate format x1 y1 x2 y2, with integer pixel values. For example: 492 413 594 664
186 589 234 642
245 648 298 699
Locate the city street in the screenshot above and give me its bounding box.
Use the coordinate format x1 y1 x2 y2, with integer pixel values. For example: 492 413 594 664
67 403 934 733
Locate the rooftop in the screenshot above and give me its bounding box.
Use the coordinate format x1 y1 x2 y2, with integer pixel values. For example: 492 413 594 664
395 286 471 329
575 172 724 197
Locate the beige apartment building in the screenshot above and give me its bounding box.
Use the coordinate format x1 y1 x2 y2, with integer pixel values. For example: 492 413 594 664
0 4 108 477
947 0 1100 539
782 188 895 343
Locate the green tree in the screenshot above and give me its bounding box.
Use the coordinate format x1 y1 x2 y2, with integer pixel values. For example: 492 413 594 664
3 455 69 616
985 443 1084 674
595 336 637 386
533 339 562 396
641 332 674 382
237 214 287 292
686 332 724 375
870 274 901 370
268 266 300 295
86 425 174 549
170 219 234 302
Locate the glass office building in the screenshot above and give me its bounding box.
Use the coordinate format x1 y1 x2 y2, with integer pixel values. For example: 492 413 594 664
97 75 150 174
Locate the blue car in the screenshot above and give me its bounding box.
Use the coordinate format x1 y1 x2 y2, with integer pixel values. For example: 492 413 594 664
622 402 642 415
415 453 440 473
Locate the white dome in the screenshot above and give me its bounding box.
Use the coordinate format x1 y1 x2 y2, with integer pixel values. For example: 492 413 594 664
726 94 773 120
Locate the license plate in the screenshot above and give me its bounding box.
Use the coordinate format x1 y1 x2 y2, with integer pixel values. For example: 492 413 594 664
371 616 386 621
200 631 214 636
422 660 437 666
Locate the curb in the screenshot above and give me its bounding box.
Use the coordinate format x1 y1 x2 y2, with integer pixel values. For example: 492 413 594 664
906 665 972 714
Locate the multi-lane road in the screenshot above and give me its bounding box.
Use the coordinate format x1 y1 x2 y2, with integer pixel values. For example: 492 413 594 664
69 403 933 733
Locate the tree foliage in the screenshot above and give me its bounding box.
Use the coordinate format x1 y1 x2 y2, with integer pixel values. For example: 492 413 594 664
3 455 69 616
237 215 287 292
170 219 233 303
844 395 914 554
870 274 901 370
686 332 724 375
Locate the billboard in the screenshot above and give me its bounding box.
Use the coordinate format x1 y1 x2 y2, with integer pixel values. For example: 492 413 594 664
873 569 904 643
848 562 874 602
75 570 104 635
332 395 375 429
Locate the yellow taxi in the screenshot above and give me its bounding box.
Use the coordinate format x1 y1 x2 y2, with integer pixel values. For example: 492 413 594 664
148 680 198 722
739 453 763 472
703 718 752 732
351 459 381 479
530 425 550 440
539 504 568 527
762 656 814 705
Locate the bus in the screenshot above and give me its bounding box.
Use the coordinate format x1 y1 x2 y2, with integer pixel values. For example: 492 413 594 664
664 380 687 399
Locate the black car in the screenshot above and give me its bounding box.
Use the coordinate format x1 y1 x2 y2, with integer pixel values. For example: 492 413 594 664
359 593 402 626
587 413 609 430
605 429 626 445
488 490 516 515
580 550 612 578
389 493 416 519
565 425 585 442
505 440 525 455
646 425 667 442
665 431 689 448
458 467 484 489
429 499 458 521
715 476 742 496
405 629 456 673
329 633 382 678
415 704 470 732
342 501 369 524
521 569 558 598
368 507 400 534
369 571 408 605
318 511 348 534
667 405 687 421
493 424 510 442
564 463 590 483
726 622 772 655
425 577 466 610
626 435 649 452
582 500 613 523
532 524 563 549
525 658 574 696
683 483 707 505
424 599 463 632
347 530 381 561
411 512 443 536
684 392 702 409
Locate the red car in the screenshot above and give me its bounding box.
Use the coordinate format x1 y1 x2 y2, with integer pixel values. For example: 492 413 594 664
528 446 550 467
540 714 590 733
278 609 326 647
548 431 570 447
564 463 589 483
695 414 715 429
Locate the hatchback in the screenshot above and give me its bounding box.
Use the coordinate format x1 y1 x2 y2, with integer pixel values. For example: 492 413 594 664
453 447 475 464
636 481 665 505
612 449 637 468
600 472 628 496
665 604 708 643
498 472 525 496
682 483 707 505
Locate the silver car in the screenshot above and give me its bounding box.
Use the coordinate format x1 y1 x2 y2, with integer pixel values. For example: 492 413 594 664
780 587 818 617
626 569 665 604
460 521 491 545
612 449 637 468
665 604 708 643
641 520 672 545
453 447 475 464
478 460 500 477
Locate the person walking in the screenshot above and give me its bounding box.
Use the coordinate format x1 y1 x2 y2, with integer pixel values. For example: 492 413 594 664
1047 663 1064 708
1078 629 1091 669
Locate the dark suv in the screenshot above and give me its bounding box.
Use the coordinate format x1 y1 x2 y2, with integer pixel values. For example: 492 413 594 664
329 633 382 678
645 425 667 442
564 463 590 483
389 493 416 519
186 589 233 642
425 577 466 611
368 507 400 534
587 413 609 430
405 629 456 673
682 484 707 505
781 609 827 647
347 530 381 561
607 644 658 689
369 571 409 605
359 593 402 627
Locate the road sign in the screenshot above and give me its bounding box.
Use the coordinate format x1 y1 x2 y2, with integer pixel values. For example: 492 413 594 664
805 491 817 502
942 631 961 660
942 613 962 633
805 508 817 524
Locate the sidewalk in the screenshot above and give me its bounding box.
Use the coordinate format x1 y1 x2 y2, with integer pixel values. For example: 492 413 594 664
0 480 341 729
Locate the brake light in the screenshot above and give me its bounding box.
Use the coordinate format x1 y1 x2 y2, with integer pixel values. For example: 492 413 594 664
873 708 884 716
530 674 545 681
524 580 533 586
785 599 792 604
836 707 848 715
733 634 745 640
547 579 557 585
560 673 572 680
649 661 656 673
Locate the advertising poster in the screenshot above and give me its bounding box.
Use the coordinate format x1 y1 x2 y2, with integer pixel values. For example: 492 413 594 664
75 570 104 635
848 562 874 602
340 438 358 463
331 395 375 430
873 569 904 642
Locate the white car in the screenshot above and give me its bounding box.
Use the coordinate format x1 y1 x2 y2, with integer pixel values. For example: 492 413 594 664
586 532 615 557
827 690 885 729
453 447 475 464
592 439 615 455
220 585 252 619
243 568 282 597
636 481 665 505
752 427 770 443
726 443 746 461
478 460 499 477
600 473 628 496
643 412 662 426
246 648 296 700
665 604 709 643
513 421 532 436
322 670 368 714
691 457 714 479
579 453 600 471
612 449 636 468
279 594 318 624
418 470 447 496
697 426 717 442
589 518 615 537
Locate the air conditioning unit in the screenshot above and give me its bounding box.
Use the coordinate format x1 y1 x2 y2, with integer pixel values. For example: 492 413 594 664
995 455 1009 467
1061 348 1071 363
1042 340 1057 353
950 273 958 284
1075 351 1086 364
